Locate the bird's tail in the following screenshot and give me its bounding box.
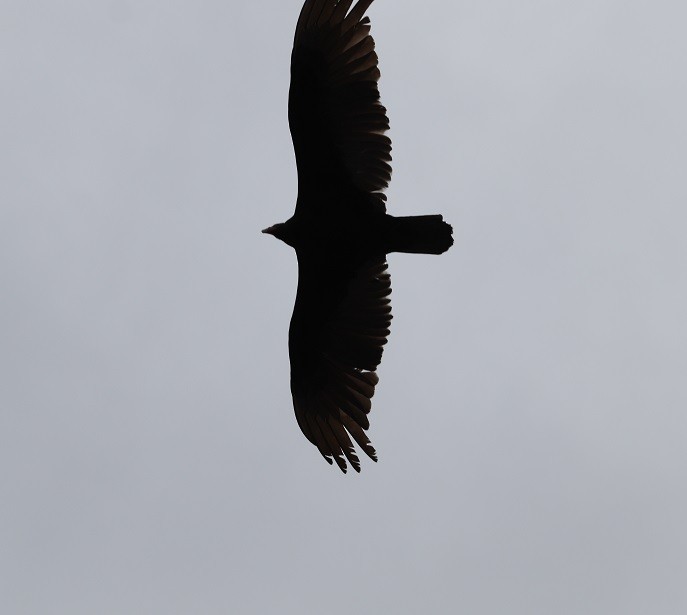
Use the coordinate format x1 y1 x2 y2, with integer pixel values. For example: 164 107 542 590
388 215 454 255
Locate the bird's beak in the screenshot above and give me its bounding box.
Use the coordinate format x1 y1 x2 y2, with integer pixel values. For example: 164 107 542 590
262 226 276 236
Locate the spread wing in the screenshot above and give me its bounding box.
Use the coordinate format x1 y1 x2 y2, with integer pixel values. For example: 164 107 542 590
289 256 392 472
289 0 392 202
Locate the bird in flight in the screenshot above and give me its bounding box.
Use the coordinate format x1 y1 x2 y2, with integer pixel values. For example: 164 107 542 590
263 0 453 472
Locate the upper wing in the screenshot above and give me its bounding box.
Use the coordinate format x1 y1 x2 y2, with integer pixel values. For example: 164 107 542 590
289 0 392 201
289 255 392 472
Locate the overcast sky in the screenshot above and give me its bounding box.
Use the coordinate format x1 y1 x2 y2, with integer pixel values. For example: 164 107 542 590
2 1 686 613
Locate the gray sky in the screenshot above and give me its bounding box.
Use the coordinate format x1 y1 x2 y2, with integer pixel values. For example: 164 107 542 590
2 1 686 613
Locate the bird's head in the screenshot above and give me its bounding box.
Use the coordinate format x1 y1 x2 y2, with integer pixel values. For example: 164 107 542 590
262 221 296 247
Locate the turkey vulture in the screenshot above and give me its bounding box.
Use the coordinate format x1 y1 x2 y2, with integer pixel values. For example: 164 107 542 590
263 0 453 472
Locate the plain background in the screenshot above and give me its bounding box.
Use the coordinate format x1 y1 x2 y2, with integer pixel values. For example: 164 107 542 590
2 1 686 613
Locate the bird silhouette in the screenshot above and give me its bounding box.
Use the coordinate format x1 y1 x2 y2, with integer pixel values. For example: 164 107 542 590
264 0 453 472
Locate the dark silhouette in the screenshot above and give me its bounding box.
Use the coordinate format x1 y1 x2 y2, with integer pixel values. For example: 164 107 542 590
263 0 453 472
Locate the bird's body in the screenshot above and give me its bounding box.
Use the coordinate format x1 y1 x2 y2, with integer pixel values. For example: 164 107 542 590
264 0 453 472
